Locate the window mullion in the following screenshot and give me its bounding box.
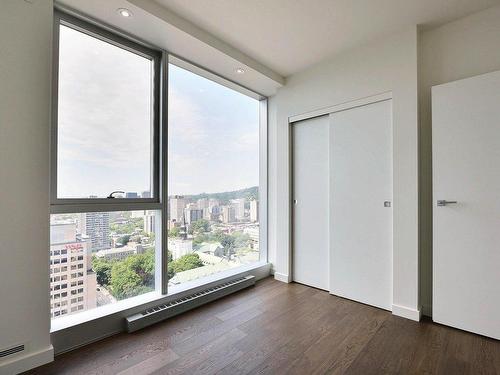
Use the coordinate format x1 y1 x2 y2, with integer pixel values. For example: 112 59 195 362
160 50 169 295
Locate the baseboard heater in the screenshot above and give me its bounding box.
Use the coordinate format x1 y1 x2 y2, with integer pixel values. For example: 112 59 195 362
126 275 255 332
0 344 24 359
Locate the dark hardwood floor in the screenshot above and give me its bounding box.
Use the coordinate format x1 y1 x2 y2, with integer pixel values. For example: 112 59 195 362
26 277 500 375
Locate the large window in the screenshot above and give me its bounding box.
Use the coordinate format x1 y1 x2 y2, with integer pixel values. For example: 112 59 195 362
49 211 159 319
56 24 155 199
167 63 264 287
51 11 267 327
50 12 161 322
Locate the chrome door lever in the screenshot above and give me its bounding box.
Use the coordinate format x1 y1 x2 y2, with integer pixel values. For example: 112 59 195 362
437 200 458 206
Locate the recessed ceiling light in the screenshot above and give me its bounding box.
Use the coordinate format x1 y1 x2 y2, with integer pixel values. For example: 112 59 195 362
236 68 245 74
117 8 132 18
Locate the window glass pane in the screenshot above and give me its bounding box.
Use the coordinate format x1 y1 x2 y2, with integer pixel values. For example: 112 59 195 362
49 210 159 320
167 64 260 287
57 25 154 199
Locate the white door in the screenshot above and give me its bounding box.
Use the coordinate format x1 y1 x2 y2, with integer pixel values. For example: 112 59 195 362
292 115 329 290
330 100 393 310
432 71 500 340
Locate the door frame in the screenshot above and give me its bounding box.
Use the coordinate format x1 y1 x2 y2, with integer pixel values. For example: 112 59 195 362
288 91 394 297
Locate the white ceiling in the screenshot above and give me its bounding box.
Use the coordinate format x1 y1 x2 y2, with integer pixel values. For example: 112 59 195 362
155 0 500 77
58 0 285 96
57 0 499 96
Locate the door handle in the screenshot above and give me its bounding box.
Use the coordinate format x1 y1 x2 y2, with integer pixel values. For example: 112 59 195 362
437 200 458 207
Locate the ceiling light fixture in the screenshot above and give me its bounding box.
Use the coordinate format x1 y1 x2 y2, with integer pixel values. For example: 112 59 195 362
117 8 132 18
236 68 245 74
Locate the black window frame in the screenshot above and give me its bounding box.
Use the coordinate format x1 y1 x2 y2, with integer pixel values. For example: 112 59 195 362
50 10 162 210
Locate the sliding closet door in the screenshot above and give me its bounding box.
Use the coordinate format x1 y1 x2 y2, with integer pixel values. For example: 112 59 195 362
330 100 393 310
292 116 329 290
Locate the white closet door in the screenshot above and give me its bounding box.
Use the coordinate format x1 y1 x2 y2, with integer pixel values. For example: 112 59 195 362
292 115 329 290
330 100 393 310
432 71 500 340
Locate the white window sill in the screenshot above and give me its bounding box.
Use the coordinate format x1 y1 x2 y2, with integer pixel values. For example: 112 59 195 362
50 261 270 333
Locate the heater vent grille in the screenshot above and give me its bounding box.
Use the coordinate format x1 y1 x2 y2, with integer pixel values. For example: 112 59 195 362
0 344 25 358
126 275 255 332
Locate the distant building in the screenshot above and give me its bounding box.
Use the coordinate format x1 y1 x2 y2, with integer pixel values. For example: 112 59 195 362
168 220 181 230
197 242 224 257
244 227 260 251
209 198 219 208
222 206 236 223
143 210 155 234
170 195 186 222
79 212 111 251
209 205 221 221
233 198 246 221
197 198 209 210
95 243 144 261
250 200 259 222
141 191 151 198
50 221 96 319
197 198 211 219
168 238 193 260
185 206 203 224
125 192 138 198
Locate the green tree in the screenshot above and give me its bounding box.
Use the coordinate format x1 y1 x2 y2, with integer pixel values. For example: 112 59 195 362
221 235 236 258
117 234 131 246
129 234 142 243
166 250 176 280
191 219 210 234
92 256 113 286
213 230 226 242
109 250 155 300
168 227 180 238
232 231 251 248
170 253 204 274
193 233 209 246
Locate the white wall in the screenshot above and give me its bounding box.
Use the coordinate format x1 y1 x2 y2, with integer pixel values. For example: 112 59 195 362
268 28 420 319
0 1 54 373
418 4 500 316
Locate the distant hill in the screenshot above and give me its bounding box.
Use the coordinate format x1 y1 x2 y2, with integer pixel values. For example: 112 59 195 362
175 186 258 203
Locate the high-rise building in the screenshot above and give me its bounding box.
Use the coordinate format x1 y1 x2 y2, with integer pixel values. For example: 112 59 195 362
185 204 203 224
209 198 219 209
250 199 259 222
143 210 155 234
50 221 96 319
170 195 185 222
233 198 246 221
222 206 236 223
197 198 210 219
207 199 220 220
197 198 209 210
80 212 111 251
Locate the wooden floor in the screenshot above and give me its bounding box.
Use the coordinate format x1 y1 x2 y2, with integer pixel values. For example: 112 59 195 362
27 277 500 375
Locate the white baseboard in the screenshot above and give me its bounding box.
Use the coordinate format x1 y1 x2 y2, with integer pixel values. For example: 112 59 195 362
392 304 422 321
274 272 291 283
0 345 54 374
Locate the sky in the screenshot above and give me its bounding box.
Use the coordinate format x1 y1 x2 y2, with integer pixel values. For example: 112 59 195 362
57 25 259 198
